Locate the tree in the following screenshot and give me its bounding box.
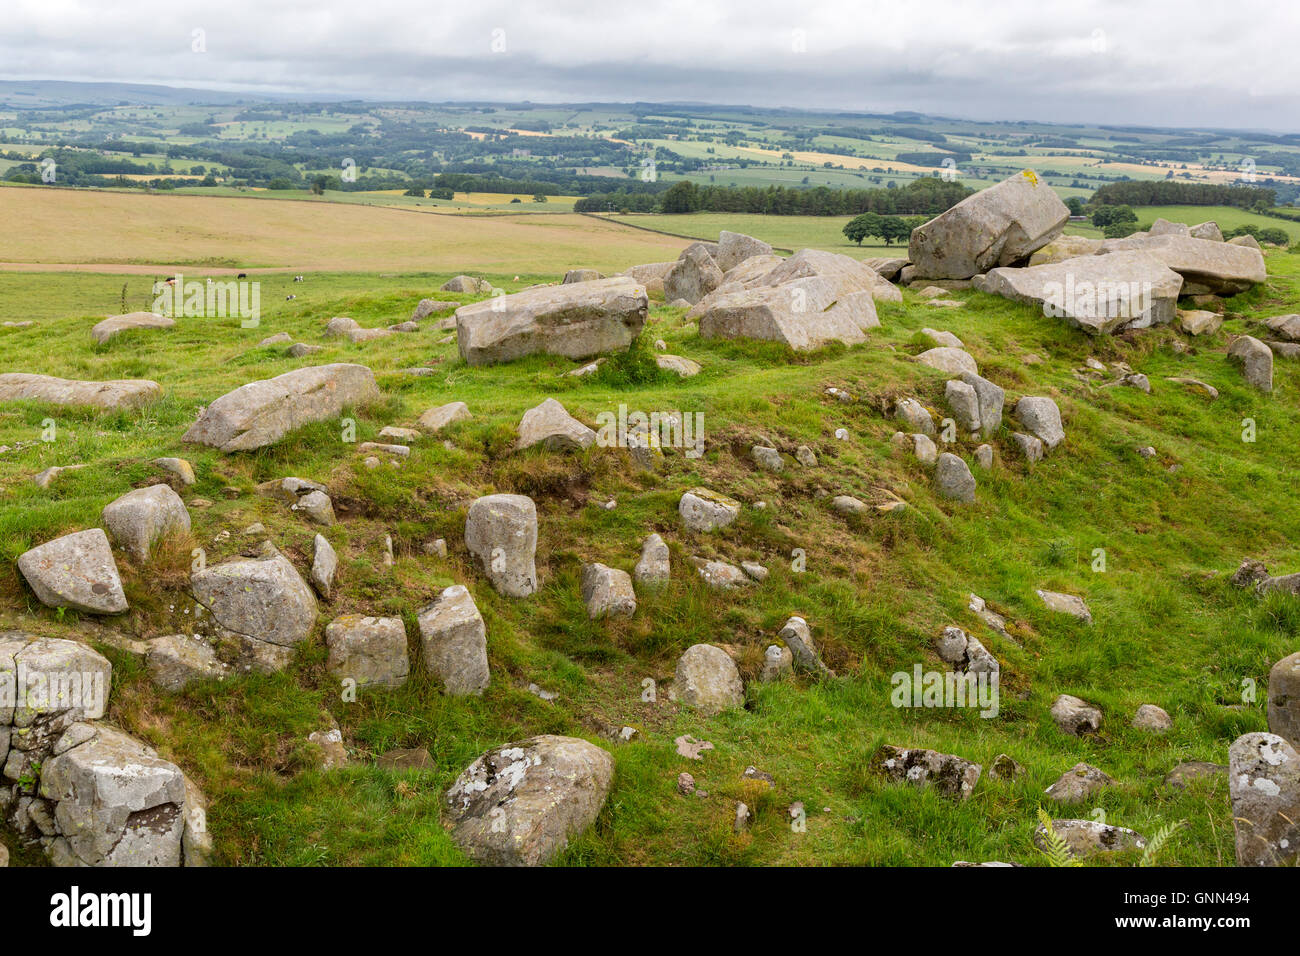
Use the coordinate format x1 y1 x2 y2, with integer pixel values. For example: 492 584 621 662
1091 204 1137 228
403 186 426 197
533 193 547 203
660 180 700 213
843 212 883 245
1065 196 1085 216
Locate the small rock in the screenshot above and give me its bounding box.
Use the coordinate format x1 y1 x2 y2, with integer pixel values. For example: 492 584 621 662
1051 694 1102 736
1132 704 1173 733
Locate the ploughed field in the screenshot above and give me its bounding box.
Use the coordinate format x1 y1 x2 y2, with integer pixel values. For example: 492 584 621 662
0 184 1299 866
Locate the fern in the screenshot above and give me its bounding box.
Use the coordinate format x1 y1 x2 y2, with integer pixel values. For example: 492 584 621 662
1139 820 1185 867
1036 807 1081 867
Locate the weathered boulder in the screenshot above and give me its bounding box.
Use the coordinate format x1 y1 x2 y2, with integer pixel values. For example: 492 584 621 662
562 268 602 284
1027 235 1103 266
417 401 471 433
580 563 636 619
1190 221 1224 242
1034 819 1146 859
871 745 981 800
412 299 460 321
1149 217 1191 237
0 373 161 411
1051 694 1101 735
696 276 873 351
190 553 317 672
1229 233 1262 249
674 644 744 715
894 397 936 435
1013 432 1044 462
418 585 489 695
960 371 1004 437
1132 703 1173 732
38 722 195 867
1045 763 1114 804
1014 397 1064 450
443 735 614 866
325 614 409 689
935 453 976 503
1178 309 1223 336
145 633 228 692
909 170 1069 279
982 252 1183 333
693 558 749 589
678 488 741 532
91 311 174 345
1268 652 1300 750
778 616 831 677
762 247 900 304
664 243 723 305
916 347 977 376
18 529 128 614
1097 234 1267 295
634 533 670 587
1262 314 1300 341
1228 732 1300 866
715 230 774 272
324 316 360 337
183 364 379 451
464 494 538 598
441 275 494 295
455 277 647 366
516 398 596 452
920 327 964 348
945 379 981 433
1037 589 1092 623
101 484 190 563
1228 335 1273 392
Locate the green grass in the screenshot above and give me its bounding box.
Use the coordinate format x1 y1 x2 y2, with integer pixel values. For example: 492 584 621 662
1 247 1299 866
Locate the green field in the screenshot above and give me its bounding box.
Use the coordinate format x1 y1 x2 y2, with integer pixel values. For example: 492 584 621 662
1 233 1298 865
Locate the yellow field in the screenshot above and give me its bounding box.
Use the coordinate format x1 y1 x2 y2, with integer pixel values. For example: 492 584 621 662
0 185 686 272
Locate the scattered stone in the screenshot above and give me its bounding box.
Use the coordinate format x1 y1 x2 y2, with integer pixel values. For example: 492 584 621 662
1034 819 1146 859
871 744 981 801
741 561 768 582
916 347 978 377
1014 397 1064 451
102 484 191 563
1037 589 1092 623
1227 335 1273 392
693 558 749 589
715 230 774 272
153 457 196 486
1179 309 1223 336
190 553 317 673
517 398 597 452
417 401 471 433
1268 652 1300 750
324 316 360 337
677 772 696 795
146 633 229 692
1132 704 1173 733
307 722 348 770
989 754 1025 780
920 327 963 348
293 489 336 525
945 379 981 433
91 311 174 345
675 735 714 760
975 444 994 470
18 529 128 614
1097 233 1266 296
1167 377 1218 399
751 445 783 472
1164 761 1227 790
183 364 379 451
324 614 409 689
960 371 1005 437
443 735 614 867
794 445 817 467
1045 763 1114 804
1051 694 1102 736
33 464 86 489
830 495 868 516
580 563 636 619
779 616 832 677
733 802 753 833
464 494 538 598
0 373 161 411
935 453 976 503
679 488 741 532
674 644 744 716
418 585 490 695
760 644 793 682
894 397 936 435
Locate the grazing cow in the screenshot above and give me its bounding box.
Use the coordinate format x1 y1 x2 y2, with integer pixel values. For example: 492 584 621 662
237 272 248 279
285 294 297 301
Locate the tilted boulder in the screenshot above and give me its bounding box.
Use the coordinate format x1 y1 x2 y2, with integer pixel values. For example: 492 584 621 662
516 398 596 452
762 247 901 304
664 243 724 305
464 494 538 598
1014 396 1065 451
443 735 614 866
982 252 1183 333
182 364 379 451
455 277 647 366
580 563 636 620
908 170 1070 279
715 230 775 272
1027 235 1103 266
1097 234 1266 295
101 484 191 563
1268 652 1300 750
1228 335 1273 392
0 373 161 411
18 529 128 614
91 311 174 345
190 553 318 672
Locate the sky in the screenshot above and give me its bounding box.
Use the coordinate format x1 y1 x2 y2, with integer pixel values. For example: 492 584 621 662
2 0 1297 131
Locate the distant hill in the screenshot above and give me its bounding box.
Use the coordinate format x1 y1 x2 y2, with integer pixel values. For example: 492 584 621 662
0 80 286 109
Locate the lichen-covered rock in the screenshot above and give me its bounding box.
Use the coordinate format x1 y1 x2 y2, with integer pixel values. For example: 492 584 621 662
145 633 228 692
1228 335 1273 392
182 364 379 451
17 529 128 614
778 616 831 677
871 744 981 800
1045 763 1114 804
1228 732 1300 866
325 614 409 689
1014 396 1065 451
464 494 538 598
443 735 614 866
1268 652 1300 750
102 484 190 563
1034 819 1146 859
634 533 670 587
418 585 489 695
935 453 976 504
190 553 318 673
674 644 744 715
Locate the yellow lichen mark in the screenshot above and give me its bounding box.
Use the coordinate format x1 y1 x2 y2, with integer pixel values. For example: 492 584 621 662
1021 170 1039 187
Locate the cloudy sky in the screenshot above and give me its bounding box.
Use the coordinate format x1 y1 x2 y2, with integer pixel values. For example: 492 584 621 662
2 0 1297 130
